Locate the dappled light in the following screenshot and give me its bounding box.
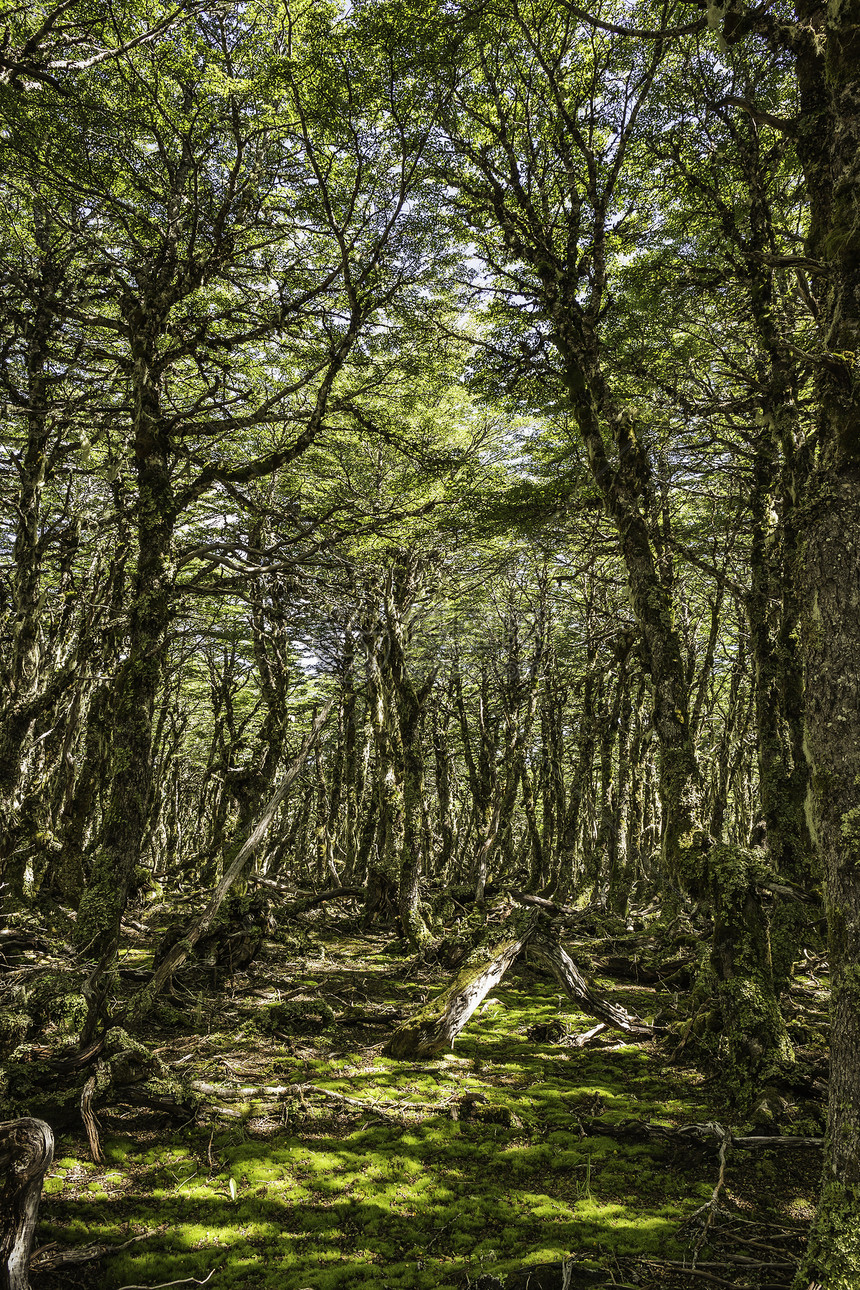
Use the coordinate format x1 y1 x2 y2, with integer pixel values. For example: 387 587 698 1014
1 0 858 1286
16 920 821 1289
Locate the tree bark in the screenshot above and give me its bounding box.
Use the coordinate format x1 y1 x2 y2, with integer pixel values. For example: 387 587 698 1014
527 935 654 1038
0 1118 54 1290
798 476 860 1286
74 316 175 963
384 918 536 1058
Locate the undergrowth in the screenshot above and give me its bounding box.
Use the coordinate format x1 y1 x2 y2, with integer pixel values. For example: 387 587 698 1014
16 915 825 1290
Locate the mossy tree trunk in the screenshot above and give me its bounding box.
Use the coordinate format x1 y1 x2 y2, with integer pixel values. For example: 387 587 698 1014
75 312 176 963
553 636 598 901
0 207 76 904
555 300 792 1091
360 588 414 936
795 236 860 1290
432 699 458 876
785 0 860 1271
747 427 817 993
385 558 437 950
705 845 794 1091
341 631 360 880
607 672 633 913
539 650 566 884
798 476 860 1290
733 109 818 995
358 554 438 949
622 677 649 898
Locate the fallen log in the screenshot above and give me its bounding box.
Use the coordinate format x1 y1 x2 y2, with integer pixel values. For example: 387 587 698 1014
0 1118 54 1290
29 1232 154 1275
527 935 656 1037
383 918 537 1059
190 1079 451 1121
285 885 365 915
576 1116 823 1151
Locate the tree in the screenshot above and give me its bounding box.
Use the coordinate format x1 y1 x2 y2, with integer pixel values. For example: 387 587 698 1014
398 0 794 1089
0 1 448 978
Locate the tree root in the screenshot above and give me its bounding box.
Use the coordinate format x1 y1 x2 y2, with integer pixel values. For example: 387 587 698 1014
79 1029 198 1162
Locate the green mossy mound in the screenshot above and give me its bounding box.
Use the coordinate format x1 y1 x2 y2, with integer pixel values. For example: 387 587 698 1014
259 998 336 1034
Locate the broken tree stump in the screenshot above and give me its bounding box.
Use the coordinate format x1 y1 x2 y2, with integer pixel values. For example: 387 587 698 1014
527 935 655 1037
0 1118 54 1290
383 918 536 1058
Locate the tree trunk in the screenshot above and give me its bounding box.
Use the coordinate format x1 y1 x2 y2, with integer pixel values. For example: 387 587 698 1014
747 426 817 994
0 1118 54 1290
383 918 536 1058
786 0 860 1272
74 323 175 963
527 935 654 1037
0 209 64 893
553 655 597 900
798 475 860 1286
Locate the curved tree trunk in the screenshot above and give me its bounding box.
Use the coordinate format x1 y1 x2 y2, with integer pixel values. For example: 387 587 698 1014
0 1118 54 1290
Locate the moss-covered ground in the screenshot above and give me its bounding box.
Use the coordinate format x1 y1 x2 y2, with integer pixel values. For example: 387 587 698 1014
20 912 826 1290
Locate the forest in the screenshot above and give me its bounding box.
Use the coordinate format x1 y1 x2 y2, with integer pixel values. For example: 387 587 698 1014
0 0 858 1288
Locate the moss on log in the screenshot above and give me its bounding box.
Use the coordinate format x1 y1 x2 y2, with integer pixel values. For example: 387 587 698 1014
383 919 536 1059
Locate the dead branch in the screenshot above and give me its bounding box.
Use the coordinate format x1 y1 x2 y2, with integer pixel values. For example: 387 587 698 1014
527 935 656 1037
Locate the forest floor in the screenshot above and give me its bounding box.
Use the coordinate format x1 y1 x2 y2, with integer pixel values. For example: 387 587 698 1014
15 904 827 1290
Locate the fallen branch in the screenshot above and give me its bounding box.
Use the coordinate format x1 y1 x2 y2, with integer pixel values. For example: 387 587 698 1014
731 1134 823 1149
687 1123 731 1253
577 1117 822 1152
284 885 364 915
191 1080 450 1120
115 1271 216 1290
527 935 656 1037
643 1258 795 1288
509 891 573 916
29 1232 156 1273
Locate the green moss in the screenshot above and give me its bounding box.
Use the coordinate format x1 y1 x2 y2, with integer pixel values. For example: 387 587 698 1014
26 922 819 1290
798 1180 860 1289
259 999 335 1035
